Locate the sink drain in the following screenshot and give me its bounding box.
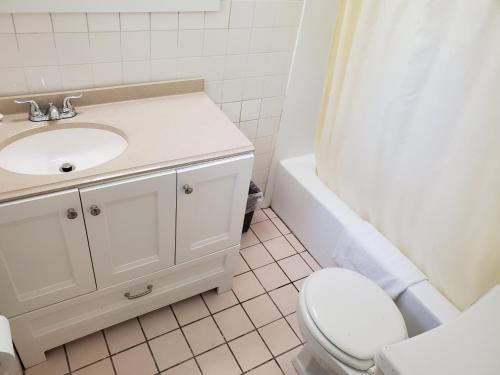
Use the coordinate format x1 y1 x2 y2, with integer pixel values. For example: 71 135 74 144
59 163 76 173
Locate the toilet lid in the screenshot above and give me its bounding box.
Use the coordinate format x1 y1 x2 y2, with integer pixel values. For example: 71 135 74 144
304 268 407 361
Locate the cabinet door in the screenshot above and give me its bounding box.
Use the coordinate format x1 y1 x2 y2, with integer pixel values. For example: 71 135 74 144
0 189 95 317
80 170 176 288
176 154 253 263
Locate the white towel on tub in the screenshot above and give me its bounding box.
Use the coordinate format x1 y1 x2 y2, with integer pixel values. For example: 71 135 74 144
332 220 427 299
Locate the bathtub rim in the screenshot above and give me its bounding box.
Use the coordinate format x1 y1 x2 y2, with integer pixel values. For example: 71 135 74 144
271 153 460 337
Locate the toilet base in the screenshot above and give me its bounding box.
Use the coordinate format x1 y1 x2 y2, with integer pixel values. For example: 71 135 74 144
293 346 333 375
293 345 372 375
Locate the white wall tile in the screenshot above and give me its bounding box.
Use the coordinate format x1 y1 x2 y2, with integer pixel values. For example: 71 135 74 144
0 68 27 95
87 13 120 32
89 32 121 63
121 31 150 61
120 13 150 31
60 64 93 90
203 29 227 56
201 56 225 81
272 27 298 51
262 75 287 97
204 0 230 29
55 33 91 65
250 28 274 53
222 101 242 122
254 152 273 170
0 34 22 68
253 2 276 28
261 96 285 118
51 13 88 32
179 12 204 29
254 136 274 155
246 53 268 77
0 14 15 33
24 66 61 93
224 55 247 79
177 57 202 78
239 120 258 138
151 31 178 59
257 116 280 137
243 77 264 99
226 29 251 55
267 52 292 75
178 30 203 57
92 62 123 87
222 79 244 102
151 59 177 81
240 99 261 121
122 60 151 83
229 1 255 29
151 13 178 30
274 2 303 27
17 33 58 66
205 80 223 103
13 13 52 33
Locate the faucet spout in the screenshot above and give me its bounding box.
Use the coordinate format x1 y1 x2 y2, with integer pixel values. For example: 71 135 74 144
47 102 60 121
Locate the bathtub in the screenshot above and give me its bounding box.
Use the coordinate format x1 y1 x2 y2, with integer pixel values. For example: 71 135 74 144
271 154 460 337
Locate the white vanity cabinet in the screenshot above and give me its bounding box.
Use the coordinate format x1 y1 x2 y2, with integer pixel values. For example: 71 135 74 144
0 189 96 318
80 170 177 288
2 153 253 367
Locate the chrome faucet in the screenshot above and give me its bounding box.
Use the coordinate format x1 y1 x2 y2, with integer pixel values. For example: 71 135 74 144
15 94 83 122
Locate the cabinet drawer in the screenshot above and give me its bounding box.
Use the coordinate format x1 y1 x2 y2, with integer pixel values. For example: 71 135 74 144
0 190 96 317
10 246 237 367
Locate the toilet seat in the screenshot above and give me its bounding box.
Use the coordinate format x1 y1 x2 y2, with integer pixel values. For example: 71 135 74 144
301 268 408 371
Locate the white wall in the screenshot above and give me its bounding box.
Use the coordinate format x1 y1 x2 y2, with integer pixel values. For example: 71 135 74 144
0 0 303 189
264 0 338 205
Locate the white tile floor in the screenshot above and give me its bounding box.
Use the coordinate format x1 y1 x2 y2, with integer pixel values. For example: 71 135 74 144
24 208 321 375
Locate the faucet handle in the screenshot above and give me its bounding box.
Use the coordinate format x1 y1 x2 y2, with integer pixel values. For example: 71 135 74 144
14 99 43 117
62 94 83 112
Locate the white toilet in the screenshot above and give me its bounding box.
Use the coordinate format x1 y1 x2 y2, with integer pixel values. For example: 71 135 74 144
294 268 408 375
294 268 500 375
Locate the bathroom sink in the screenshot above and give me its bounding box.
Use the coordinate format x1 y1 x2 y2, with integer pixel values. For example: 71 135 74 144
0 125 128 175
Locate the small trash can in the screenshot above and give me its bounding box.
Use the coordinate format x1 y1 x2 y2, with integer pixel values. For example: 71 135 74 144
242 181 263 232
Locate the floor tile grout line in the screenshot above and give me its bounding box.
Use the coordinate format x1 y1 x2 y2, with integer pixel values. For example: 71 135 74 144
136 316 162 375
198 293 245 375
235 247 298 374
64 331 114 374
240 221 310 351
101 328 119 375
169 302 204 375
228 251 287 374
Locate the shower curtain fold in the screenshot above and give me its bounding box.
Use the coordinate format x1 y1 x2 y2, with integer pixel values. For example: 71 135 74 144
315 0 500 310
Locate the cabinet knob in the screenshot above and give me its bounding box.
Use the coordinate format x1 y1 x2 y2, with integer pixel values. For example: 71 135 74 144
89 205 101 216
183 184 194 194
66 208 78 220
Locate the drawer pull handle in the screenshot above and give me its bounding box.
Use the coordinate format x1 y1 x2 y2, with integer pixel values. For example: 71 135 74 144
183 184 194 194
66 208 78 219
89 204 101 216
124 285 153 299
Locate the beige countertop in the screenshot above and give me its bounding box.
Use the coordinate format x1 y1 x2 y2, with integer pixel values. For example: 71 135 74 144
0 92 254 203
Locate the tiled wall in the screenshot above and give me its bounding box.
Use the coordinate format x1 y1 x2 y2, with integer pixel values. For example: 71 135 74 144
0 0 303 190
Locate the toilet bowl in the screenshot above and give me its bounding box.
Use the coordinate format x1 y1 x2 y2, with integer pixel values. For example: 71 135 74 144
294 268 408 375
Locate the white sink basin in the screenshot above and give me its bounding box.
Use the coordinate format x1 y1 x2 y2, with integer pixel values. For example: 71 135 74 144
0 125 128 175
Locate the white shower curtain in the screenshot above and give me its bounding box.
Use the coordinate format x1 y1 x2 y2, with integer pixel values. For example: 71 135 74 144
316 0 500 310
